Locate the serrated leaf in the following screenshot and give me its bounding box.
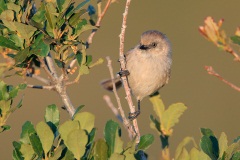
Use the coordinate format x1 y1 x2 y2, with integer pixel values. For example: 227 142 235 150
219 132 228 157
59 120 80 143
20 143 35 160
74 112 95 133
223 140 240 159
66 129 88 159
104 120 120 157
36 121 54 154
149 93 165 120
20 121 36 144
29 133 43 157
161 103 187 135
45 104 60 127
0 36 20 50
175 137 197 159
138 134 154 151
94 139 108 160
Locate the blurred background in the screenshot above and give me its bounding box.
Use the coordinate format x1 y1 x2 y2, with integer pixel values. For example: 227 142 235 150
1 0 240 159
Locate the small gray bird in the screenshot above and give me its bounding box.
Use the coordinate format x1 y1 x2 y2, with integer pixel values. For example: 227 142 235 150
101 30 172 120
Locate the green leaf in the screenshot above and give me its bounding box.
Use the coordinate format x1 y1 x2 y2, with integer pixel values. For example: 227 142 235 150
94 139 108 160
0 0 7 14
14 22 37 40
175 137 197 159
161 103 187 135
200 135 218 160
31 40 50 57
29 133 43 157
45 3 57 29
104 120 120 156
57 0 71 12
45 104 60 127
109 153 125 160
72 105 85 119
0 125 11 133
89 128 96 144
66 129 88 159
86 55 92 66
231 36 240 45
201 128 214 137
36 121 54 155
12 141 23 160
137 134 154 151
14 47 30 63
149 93 165 120
59 120 80 143
232 152 240 160
149 115 161 134
54 59 65 68
75 24 97 37
219 132 228 158
0 36 20 50
75 0 90 11
69 9 87 26
76 51 83 65
20 143 35 160
20 121 36 144
15 97 23 109
74 112 95 133
31 10 46 27
18 83 27 90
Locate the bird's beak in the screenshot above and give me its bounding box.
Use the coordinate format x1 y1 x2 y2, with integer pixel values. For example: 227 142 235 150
139 45 149 50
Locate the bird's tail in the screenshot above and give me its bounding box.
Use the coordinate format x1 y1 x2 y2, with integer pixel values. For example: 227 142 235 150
100 77 122 91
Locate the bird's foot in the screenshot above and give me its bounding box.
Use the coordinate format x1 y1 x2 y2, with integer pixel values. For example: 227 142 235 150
128 110 140 121
118 70 130 77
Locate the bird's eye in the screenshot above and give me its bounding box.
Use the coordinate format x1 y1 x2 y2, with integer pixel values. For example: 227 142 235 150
152 42 157 47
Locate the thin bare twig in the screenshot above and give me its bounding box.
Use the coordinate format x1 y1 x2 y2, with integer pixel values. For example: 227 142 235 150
224 46 240 62
105 57 135 137
118 0 141 144
103 95 133 139
87 0 112 45
27 84 54 90
205 66 240 92
27 73 50 85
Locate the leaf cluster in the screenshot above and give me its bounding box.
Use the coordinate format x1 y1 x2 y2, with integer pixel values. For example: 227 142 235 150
0 80 26 133
13 105 154 160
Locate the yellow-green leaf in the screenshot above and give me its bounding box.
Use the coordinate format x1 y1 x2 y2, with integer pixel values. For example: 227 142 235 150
109 153 125 160
219 132 228 157
36 121 54 154
177 147 190 160
162 103 187 135
189 147 200 160
66 129 88 159
20 143 35 160
74 112 94 133
94 139 108 160
175 137 197 159
149 94 165 121
59 120 80 143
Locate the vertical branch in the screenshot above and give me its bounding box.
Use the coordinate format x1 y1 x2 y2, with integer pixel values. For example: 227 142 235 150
118 0 141 144
105 57 136 137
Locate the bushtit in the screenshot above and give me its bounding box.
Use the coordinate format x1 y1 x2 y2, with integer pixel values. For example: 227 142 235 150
102 30 172 120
